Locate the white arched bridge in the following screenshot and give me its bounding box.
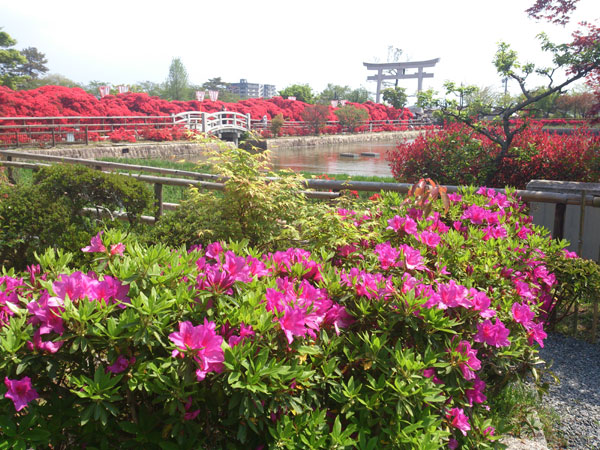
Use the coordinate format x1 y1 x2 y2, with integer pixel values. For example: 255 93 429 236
173 111 252 145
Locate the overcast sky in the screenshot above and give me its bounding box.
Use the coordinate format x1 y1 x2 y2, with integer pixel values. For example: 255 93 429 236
2 0 598 98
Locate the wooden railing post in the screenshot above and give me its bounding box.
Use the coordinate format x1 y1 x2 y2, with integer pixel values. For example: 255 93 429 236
552 203 567 240
154 183 163 219
85 126 89 145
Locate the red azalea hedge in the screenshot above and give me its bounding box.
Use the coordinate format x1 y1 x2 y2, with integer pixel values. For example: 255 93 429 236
387 121 600 189
0 86 413 124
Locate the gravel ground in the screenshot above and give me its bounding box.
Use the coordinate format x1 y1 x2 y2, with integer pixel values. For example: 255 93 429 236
539 333 600 449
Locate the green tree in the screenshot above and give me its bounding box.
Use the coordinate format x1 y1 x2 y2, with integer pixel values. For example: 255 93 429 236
415 88 438 110
24 73 82 89
334 105 369 132
270 113 285 137
347 87 371 103
202 77 229 91
131 80 165 97
517 86 560 118
301 104 330 135
317 83 351 103
165 57 189 101
279 84 315 103
17 47 48 79
0 29 28 89
382 86 408 108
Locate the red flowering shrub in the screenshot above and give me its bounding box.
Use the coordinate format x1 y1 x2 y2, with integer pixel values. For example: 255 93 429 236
0 86 411 125
108 128 136 143
388 122 600 188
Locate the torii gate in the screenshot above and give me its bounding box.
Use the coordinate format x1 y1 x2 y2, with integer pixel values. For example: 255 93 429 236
363 58 440 103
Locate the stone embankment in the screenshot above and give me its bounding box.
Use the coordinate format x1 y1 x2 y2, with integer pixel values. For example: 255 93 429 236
266 130 424 149
13 131 423 160
18 142 228 160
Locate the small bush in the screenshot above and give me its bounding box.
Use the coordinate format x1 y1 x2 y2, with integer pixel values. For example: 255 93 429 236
0 165 152 269
151 146 306 250
270 113 285 137
33 164 152 223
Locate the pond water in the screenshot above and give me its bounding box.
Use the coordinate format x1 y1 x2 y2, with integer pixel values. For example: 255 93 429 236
268 141 400 177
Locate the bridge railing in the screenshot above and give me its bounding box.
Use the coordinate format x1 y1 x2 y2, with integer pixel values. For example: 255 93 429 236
172 111 252 133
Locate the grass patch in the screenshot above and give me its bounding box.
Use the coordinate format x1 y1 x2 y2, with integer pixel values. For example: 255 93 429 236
488 379 567 449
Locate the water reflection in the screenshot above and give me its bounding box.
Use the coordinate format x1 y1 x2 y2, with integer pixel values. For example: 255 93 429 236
268 141 400 177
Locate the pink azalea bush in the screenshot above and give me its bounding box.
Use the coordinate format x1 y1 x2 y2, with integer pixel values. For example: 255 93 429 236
0 185 577 448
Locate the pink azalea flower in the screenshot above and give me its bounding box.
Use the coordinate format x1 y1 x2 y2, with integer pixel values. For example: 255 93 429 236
228 323 255 347
437 280 470 309
223 251 252 283
399 245 426 271
448 192 462 203
448 438 459 449
27 328 63 353
423 368 443 384
484 426 495 437
563 249 578 259
512 302 535 325
278 305 307 344
419 230 441 248
465 378 487 406
323 304 354 335
526 322 547 347
169 320 224 381
446 407 470 436
205 242 223 260
514 280 537 302
53 271 94 302
455 340 481 380
469 290 496 318
81 231 106 253
386 215 417 235
110 243 126 256
107 355 135 374
374 242 400 270
474 319 511 347
4 376 39 411
27 292 64 335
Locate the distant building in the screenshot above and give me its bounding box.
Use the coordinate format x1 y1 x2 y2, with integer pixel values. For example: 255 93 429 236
227 79 276 98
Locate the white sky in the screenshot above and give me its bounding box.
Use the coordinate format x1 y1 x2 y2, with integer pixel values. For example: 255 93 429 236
2 0 598 98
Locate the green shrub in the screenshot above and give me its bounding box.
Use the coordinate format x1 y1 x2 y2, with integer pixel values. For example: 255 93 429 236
0 164 152 269
33 164 152 223
151 147 307 250
543 249 600 331
270 113 285 137
334 105 369 132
